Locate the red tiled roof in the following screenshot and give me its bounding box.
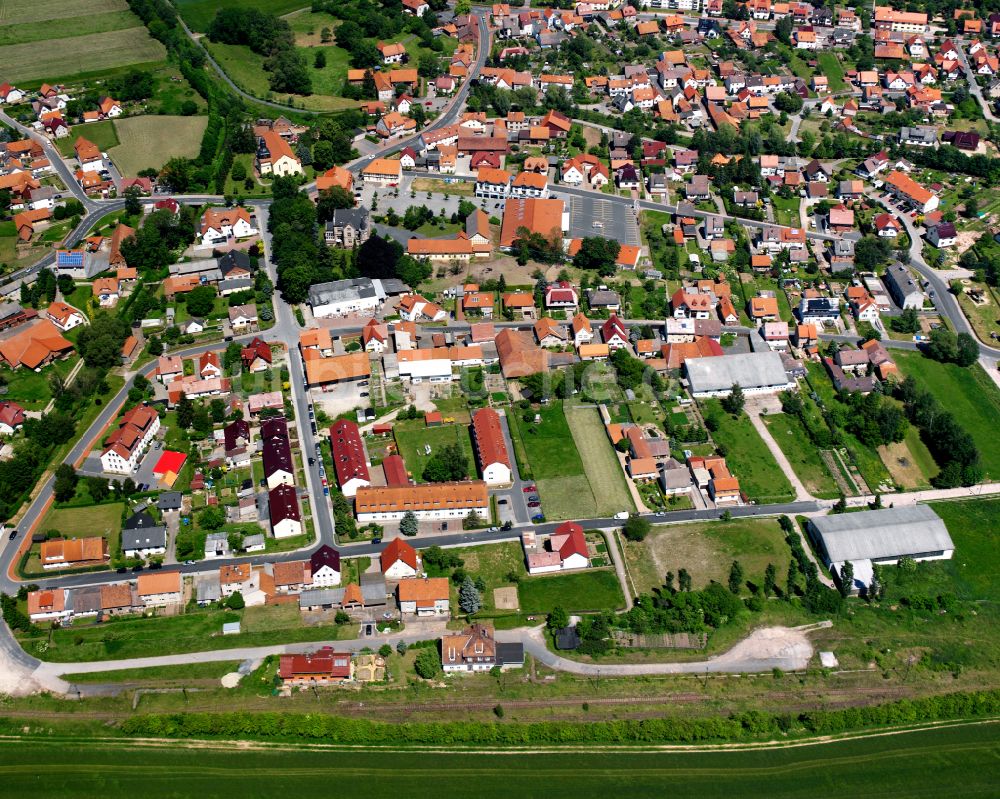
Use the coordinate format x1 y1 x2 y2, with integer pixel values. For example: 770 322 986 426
471 408 511 471
330 419 371 488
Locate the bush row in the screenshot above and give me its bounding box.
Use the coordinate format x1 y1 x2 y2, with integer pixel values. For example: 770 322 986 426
119 690 1000 745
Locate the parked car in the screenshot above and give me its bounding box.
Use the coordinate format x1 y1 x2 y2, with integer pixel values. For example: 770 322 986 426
528 495 540 502
7 529 16 541
528 501 541 508
522 485 537 493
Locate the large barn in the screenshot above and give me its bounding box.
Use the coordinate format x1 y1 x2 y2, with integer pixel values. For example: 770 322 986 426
808 506 954 594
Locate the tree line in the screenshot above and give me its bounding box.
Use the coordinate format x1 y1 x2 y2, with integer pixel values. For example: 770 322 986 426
117 689 1000 744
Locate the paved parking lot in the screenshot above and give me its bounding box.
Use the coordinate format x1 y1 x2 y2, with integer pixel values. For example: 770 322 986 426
568 193 641 246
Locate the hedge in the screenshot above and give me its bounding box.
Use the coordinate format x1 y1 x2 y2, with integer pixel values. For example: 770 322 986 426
119 690 1000 745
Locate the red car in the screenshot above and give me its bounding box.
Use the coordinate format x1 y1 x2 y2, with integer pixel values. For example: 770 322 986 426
522 485 537 493
527 501 541 508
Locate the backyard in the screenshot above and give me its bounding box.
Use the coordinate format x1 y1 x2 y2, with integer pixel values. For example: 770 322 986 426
563 403 636 518
701 400 795 503
392 420 476 482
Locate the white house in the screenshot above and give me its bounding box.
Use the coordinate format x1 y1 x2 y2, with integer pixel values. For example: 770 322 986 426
199 207 258 246
397 577 450 615
310 546 342 588
99 404 160 474
471 408 513 486
380 539 421 579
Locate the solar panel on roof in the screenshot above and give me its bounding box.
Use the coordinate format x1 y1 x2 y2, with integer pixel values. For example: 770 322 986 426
58 251 84 266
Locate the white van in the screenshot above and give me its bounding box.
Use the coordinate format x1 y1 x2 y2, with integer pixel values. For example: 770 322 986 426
613 511 630 520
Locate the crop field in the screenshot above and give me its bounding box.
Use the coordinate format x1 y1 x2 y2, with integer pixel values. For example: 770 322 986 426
564 403 635 517
176 0 307 32
621 517 792 597
0 25 164 83
0 6 135 46
894 352 1000 480
109 115 208 174
0 723 996 797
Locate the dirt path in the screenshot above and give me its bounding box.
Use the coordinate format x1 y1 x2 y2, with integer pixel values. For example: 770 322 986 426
746 405 813 502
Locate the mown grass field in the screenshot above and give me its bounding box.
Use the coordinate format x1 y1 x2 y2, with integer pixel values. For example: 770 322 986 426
893 352 1000 480
0 16 164 83
424 541 527 613
762 412 840 499
109 115 208 174
508 401 598 521
0 3 135 46
517 568 625 613
176 0 306 31
621 517 792 597
393 420 476 482
0 723 996 798
564 403 635 517
64 661 240 684
0 354 77 409
702 400 795 503
40 503 124 542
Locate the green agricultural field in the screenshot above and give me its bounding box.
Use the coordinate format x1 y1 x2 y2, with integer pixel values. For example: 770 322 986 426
0 722 994 798
817 51 846 91
56 119 119 157
175 0 307 31
564 403 635 517
762 412 840 499
701 400 795 503
517 568 625 613
0 25 164 83
621 517 792 597
109 115 208 175
893 352 1000 480
392 420 476 482
0 8 136 46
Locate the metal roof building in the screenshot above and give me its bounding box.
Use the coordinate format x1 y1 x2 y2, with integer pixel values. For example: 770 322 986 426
808 506 954 592
685 351 795 397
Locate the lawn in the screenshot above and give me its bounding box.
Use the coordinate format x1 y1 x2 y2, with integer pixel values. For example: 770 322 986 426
507 400 598 521
176 0 307 31
893 351 1000 480
0 25 164 83
109 115 208 175
425 541 527 613
620 517 792 597
564 402 635 517
517 568 625 613
0 356 77 410
0 725 996 797
20 602 356 663
56 119 119 157
39 502 124 556
817 51 846 92
392 420 476 482
762 412 840 499
771 195 801 228
701 400 795 503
